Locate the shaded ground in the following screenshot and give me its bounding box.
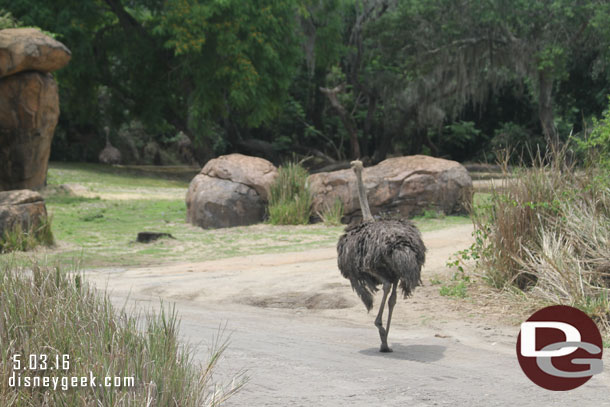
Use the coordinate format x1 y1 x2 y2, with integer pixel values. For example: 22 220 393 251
83 223 610 406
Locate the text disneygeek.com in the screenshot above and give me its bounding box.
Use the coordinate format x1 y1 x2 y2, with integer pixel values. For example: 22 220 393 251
9 371 135 391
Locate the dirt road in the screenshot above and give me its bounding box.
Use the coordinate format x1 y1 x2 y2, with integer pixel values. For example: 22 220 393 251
84 224 610 406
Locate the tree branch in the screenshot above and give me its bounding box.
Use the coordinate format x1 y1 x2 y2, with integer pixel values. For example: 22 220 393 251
102 0 152 42
320 84 362 159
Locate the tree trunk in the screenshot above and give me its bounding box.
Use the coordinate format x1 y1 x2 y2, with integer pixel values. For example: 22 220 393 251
538 69 559 155
320 84 361 159
362 94 377 158
372 122 390 164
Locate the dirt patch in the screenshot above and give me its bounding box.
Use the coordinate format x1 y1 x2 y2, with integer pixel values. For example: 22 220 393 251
240 292 355 310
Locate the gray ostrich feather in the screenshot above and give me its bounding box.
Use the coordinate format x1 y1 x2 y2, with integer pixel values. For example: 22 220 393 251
337 219 425 311
336 160 426 352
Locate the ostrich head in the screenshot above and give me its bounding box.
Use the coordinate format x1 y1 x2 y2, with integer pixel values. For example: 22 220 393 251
350 160 373 222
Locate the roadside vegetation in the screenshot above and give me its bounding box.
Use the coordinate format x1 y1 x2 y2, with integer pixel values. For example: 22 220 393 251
448 134 610 334
267 162 312 225
0 260 245 406
0 216 54 254
317 198 345 226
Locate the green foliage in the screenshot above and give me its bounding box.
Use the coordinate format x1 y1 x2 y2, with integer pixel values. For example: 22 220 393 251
317 197 344 226
0 216 54 253
0 261 245 405
439 270 471 299
489 122 535 151
157 0 301 128
575 97 610 169
4 0 610 163
0 9 18 28
268 162 312 225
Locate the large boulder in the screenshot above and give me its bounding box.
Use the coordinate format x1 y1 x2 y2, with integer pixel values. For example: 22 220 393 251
0 28 70 191
186 154 278 228
0 72 59 190
200 153 277 201
0 189 47 238
0 28 71 78
309 155 473 222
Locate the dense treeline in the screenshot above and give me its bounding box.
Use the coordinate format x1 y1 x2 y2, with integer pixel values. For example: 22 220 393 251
2 1 610 166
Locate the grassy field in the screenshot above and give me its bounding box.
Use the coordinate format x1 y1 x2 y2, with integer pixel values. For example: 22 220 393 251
9 162 472 269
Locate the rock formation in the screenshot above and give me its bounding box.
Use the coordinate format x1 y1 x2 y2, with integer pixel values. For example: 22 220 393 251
186 154 278 228
0 189 48 238
309 155 473 222
0 28 71 191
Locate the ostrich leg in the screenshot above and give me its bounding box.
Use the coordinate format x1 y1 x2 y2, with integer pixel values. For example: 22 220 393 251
384 282 398 352
375 282 392 352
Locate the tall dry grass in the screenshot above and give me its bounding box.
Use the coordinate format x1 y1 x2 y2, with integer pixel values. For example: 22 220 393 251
470 150 610 329
0 260 245 406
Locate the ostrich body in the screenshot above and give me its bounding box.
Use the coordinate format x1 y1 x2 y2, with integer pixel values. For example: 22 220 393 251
98 126 121 165
337 160 426 352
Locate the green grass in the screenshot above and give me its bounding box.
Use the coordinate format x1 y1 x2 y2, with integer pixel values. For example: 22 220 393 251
439 280 469 298
4 162 474 268
44 195 344 267
47 162 195 188
411 215 471 232
438 270 472 298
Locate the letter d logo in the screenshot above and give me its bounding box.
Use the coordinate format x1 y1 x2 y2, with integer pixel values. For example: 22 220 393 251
520 321 580 357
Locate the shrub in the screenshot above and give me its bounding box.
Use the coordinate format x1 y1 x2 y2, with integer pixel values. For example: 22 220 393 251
0 261 245 405
575 98 610 169
317 197 344 226
469 149 610 330
0 10 19 29
0 216 54 253
268 162 312 225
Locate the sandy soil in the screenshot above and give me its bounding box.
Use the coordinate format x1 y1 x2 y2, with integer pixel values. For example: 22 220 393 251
84 224 610 406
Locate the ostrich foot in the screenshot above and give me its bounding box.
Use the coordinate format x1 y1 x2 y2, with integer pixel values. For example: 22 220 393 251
379 344 393 353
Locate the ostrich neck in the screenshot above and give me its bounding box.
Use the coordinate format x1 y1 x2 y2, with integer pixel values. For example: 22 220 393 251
355 168 373 222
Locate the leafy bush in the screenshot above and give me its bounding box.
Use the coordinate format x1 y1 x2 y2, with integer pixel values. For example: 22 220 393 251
469 151 610 329
0 261 245 405
268 162 312 225
0 10 19 29
575 98 610 169
0 216 54 253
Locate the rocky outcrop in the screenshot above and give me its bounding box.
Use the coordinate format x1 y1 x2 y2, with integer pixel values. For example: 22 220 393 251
0 28 71 191
0 28 71 78
309 155 473 222
0 72 59 190
186 154 278 229
0 189 47 238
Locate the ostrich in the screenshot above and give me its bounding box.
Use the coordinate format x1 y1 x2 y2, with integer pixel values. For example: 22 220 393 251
337 160 426 352
98 126 121 165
